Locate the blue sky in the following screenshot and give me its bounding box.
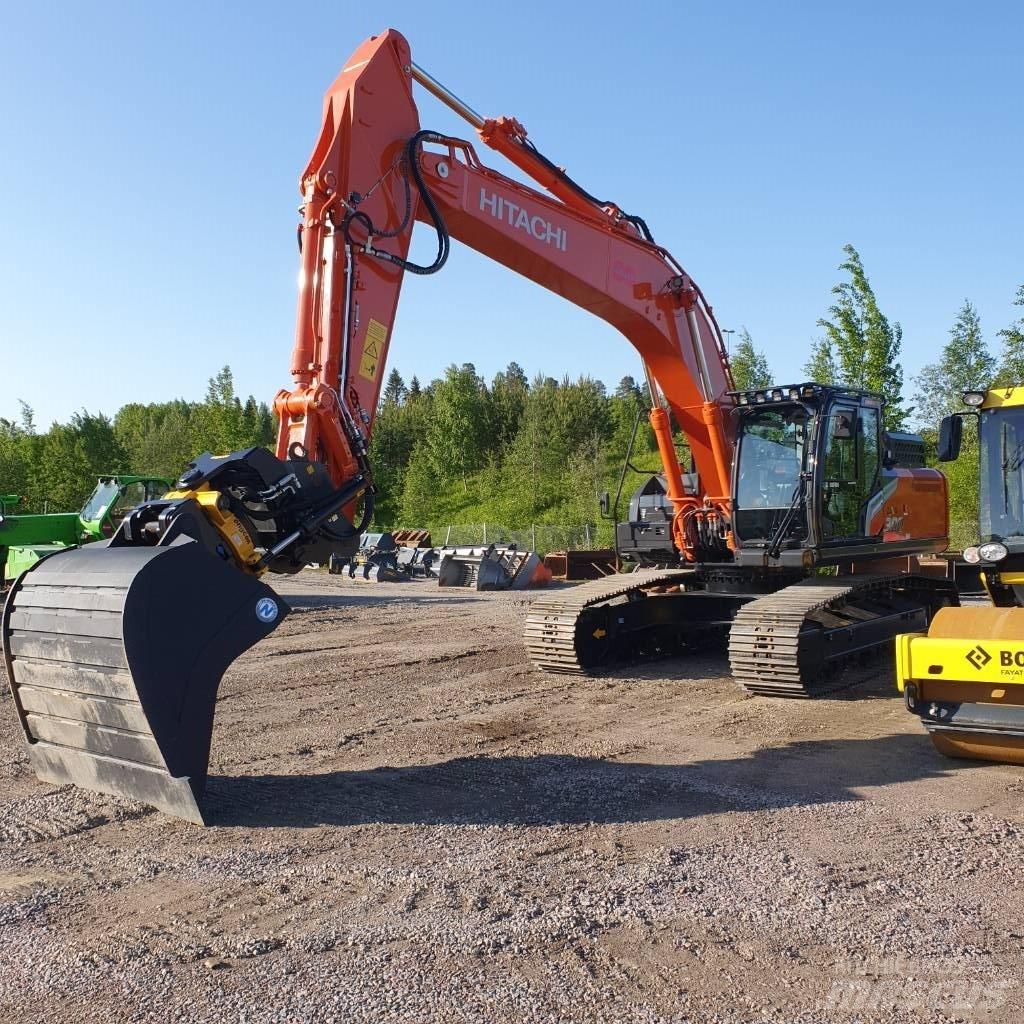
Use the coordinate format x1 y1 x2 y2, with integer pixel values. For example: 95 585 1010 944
1 1 1021 429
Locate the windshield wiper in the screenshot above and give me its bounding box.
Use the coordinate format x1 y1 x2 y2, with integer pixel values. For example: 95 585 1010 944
1001 438 1024 472
1002 425 1015 513
766 475 808 559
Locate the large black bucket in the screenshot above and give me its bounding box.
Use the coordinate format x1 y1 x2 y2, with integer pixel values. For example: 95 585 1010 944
2 539 289 823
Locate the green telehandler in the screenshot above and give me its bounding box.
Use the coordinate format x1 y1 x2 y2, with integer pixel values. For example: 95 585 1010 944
1 476 170 585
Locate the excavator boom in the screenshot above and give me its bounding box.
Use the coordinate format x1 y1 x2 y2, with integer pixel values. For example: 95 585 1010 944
276 29 734 543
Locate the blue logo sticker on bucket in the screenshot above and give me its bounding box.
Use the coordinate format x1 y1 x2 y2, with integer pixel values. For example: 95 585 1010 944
255 597 280 623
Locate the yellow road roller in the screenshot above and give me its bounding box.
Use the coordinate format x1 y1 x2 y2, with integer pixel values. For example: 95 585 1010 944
897 386 1024 763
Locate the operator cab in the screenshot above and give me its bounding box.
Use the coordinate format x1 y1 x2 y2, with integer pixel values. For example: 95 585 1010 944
80 477 168 538
730 383 886 568
939 387 1024 599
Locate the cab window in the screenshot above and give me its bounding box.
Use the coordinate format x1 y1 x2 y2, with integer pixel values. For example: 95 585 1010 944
820 404 881 541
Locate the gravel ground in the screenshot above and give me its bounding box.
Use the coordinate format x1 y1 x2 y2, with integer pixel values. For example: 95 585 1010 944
2 572 1023 1023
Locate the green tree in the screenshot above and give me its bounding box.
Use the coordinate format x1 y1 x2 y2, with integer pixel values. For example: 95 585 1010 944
493 375 615 529
490 362 529 451
943 420 982 549
422 364 490 489
240 396 259 441
382 368 407 407
914 300 995 427
0 419 33 506
398 441 437 527
18 401 36 435
606 374 655 462
803 337 838 384
614 375 644 403
115 400 197 479
32 412 125 512
995 284 1024 385
729 328 772 390
818 244 908 428
371 380 433 525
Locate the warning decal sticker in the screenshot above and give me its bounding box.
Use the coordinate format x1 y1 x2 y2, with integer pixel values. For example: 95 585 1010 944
358 319 388 382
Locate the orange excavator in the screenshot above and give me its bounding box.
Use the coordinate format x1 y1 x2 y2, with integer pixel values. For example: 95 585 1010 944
3 30 957 822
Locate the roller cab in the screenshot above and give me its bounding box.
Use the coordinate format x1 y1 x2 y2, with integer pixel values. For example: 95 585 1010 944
899 386 1024 764
2 540 288 823
897 606 1024 764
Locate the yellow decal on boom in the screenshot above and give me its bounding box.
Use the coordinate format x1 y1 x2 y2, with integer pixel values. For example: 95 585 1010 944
358 319 388 382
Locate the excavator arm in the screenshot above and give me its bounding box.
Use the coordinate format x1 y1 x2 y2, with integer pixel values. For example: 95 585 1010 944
3 29 738 823
276 29 735 563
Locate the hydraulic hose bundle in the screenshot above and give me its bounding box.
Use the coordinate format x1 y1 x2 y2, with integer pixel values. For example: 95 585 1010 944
340 130 450 276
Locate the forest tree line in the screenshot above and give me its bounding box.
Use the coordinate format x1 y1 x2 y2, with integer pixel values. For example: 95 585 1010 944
2 246 1023 546
0 368 275 513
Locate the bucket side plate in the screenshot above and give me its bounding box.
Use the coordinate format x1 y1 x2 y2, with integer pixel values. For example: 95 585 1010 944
3 541 288 823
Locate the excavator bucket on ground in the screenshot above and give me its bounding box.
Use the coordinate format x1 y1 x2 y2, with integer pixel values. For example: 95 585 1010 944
2 541 288 823
437 545 549 590
897 605 1024 764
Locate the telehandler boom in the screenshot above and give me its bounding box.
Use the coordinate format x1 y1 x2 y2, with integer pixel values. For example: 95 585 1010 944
3 30 957 822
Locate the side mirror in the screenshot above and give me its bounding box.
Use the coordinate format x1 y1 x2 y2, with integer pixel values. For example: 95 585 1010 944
599 491 611 518
831 411 853 439
937 414 963 462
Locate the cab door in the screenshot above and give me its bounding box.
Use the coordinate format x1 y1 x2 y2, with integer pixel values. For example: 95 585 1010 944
99 481 152 537
818 401 882 542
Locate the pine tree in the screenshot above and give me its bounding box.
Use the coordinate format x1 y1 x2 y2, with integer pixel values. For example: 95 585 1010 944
609 375 654 463
382 368 407 406
614 375 644 403
258 403 276 446
729 328 772 390
914 300 995 426
240 397 259 441
408 375 422 399
818 245 908 428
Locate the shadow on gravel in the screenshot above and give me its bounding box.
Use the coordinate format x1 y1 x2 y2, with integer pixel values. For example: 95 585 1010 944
280 591 499 610
553 650 906 698
204 733 984 829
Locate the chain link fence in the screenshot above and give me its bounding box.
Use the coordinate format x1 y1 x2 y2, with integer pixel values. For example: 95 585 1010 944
426 520 981 556
431 524 605 552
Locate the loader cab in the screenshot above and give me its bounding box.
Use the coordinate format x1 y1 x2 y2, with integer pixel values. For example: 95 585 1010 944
731 384 885 567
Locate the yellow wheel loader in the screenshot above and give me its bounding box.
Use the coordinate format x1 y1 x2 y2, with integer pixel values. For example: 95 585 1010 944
897 387 1024 763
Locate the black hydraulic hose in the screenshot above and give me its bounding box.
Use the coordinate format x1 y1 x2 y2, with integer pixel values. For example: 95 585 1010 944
400 131 450 274
320 489 375 540
341 130 449 275
256 477 372 570
522 138 655 243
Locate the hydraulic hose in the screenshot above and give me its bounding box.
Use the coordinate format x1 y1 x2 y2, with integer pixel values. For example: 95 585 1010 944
521 138 655 243
341 130 450 276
